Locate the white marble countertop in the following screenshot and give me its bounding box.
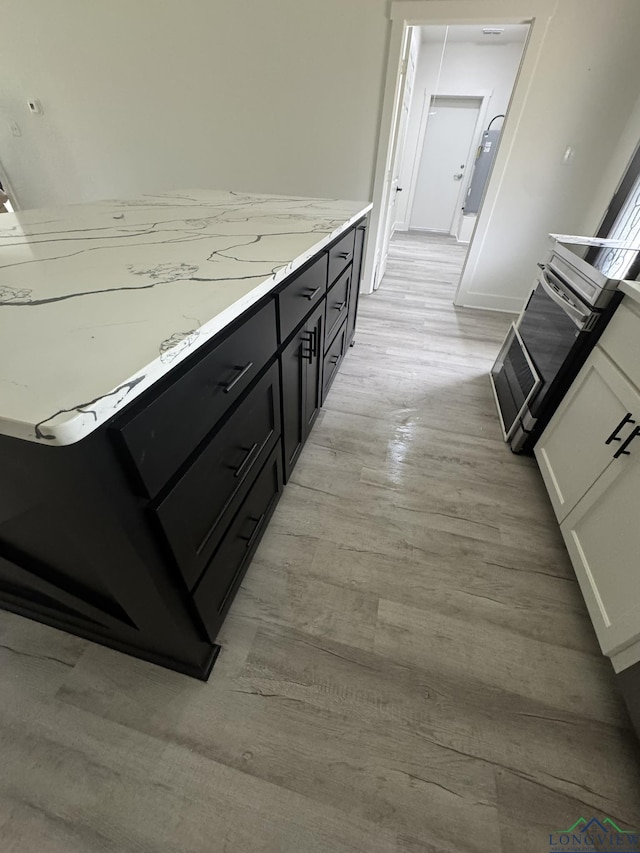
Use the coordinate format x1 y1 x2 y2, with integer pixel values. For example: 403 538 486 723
0 190 371 445
620 280 640 306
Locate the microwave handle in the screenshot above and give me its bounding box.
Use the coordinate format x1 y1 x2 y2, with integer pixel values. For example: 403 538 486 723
539 272 590 329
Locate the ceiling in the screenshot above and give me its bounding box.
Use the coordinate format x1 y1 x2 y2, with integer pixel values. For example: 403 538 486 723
420 24 530 45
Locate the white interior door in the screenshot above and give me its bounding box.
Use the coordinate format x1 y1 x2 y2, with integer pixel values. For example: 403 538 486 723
410 97 480 233
375 27 419 287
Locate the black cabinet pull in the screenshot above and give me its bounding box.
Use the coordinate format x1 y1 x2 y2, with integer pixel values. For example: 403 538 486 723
234 442 259 479
313 323 320 359
613 425 640 459
336 251 350 260
605 412 636 444
223 362 253 393
302 330 315 363
333 301 346 311
243 513 266 550
306 287 321 301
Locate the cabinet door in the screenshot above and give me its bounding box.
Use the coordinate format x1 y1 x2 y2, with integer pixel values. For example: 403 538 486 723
346 223 366 346
281 323 307 481
281 300 324 482
561 445 640 657
303 301 324 436
535 348 640 521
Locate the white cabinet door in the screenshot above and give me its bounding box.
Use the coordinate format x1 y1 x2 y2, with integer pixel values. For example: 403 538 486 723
535 348 640 522
561 444 640 657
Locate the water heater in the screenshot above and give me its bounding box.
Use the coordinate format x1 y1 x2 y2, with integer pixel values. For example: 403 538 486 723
464 127 501 215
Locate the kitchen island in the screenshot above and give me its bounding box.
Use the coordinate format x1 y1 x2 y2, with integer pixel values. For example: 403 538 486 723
0 190 371 677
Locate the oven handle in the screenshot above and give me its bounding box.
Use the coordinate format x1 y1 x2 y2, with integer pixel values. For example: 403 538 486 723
539 271 591 329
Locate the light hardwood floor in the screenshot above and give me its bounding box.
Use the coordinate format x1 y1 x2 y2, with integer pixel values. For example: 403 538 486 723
2 232 640 852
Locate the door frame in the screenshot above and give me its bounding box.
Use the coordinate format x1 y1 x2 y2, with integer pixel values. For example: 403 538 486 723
362 0 555 298
375 24 418 288
406 91 491 236
0 159 18 211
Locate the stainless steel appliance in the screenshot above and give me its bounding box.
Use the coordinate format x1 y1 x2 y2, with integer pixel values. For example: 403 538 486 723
490 235 639 453
464 127 501 215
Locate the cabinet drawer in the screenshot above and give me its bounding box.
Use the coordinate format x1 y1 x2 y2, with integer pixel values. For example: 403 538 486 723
192 445 283 642
278 253 328 344
325 266 351 349
328 228 356 286
116 299 277 497
322 319 348 402
598 303 640 390
154 362 281 590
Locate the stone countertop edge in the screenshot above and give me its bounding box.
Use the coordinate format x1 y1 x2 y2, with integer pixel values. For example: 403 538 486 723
0 195 372 446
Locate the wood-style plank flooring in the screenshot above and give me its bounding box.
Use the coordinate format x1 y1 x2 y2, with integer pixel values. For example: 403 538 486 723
2 231 640 852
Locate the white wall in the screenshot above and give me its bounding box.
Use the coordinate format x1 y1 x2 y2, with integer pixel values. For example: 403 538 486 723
0 0 389 209
455 0 640 311
396 36 526 228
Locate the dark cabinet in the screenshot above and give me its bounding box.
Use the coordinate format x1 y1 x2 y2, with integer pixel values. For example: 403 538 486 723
347 223 367 346
322 319 348 403
325 266 351 349
281 299 324 482
328 228 356 287
0 217 367 680
278 253 328 344
154 362 281 591
192 445 283 643
116 299 277 498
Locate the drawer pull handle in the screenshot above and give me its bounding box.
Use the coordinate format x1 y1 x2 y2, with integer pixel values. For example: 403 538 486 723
333 301 346 311
613 425 640 459
336 251 350 259
234 442 259 479
243 512 266 550
605 412 636 444
306 287 321 301
223 362 254 393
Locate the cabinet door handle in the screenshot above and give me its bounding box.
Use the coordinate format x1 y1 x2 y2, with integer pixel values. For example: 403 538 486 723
243 512 266 550
336 251 350 260
605 413 636 444
234 442 259 479
223 362 253 393
306 287 321 301
302 330 314 363
333 301 346 311
613 425 640 459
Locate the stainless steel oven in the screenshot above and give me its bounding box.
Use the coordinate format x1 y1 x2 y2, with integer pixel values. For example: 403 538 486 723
490 235 635 453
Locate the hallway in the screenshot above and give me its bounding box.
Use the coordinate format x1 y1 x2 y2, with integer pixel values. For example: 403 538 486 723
1 232 639 852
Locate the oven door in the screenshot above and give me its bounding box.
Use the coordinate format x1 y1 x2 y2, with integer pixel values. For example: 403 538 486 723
518 274 592 417
490 324 542 441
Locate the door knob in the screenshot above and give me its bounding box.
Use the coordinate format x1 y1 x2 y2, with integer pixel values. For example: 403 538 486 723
395 186 403 193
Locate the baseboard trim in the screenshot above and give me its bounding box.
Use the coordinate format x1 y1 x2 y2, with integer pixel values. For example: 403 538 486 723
454 291 523 314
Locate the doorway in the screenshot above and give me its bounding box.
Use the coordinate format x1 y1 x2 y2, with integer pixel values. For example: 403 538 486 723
367 18 532 299
411 96 482 233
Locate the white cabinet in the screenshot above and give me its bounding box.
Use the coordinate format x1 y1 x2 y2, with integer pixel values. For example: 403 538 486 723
535 298 640 661
562 449 640 656
535 349 640 522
